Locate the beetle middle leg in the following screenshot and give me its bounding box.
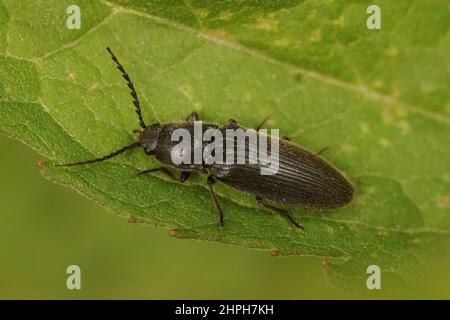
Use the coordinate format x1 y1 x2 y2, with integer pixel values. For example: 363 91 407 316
255 196 304 230
136 167 190 182
207 175 224 228
256 117 291 141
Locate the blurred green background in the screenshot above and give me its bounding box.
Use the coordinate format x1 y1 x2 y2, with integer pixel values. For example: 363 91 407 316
0 134 449 299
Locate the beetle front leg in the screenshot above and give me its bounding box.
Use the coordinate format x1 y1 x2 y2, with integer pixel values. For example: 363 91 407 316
207 175 224 228
255 196 304 230
136 167 190 182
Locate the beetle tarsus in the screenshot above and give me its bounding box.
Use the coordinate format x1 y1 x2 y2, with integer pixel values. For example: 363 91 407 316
207 175 224 227
256 196 304 230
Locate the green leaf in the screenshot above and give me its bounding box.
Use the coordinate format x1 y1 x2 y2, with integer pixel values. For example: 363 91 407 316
1 0 449 291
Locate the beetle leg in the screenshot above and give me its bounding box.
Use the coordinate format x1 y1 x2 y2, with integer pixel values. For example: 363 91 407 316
207 175 224 228
317 146 329 156
186 112 199 122
136 167 190 182
255 196 304 230
281 136 326 155
256 116 271 131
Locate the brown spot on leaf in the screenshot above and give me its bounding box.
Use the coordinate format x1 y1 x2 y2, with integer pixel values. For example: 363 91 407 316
437 196 450 208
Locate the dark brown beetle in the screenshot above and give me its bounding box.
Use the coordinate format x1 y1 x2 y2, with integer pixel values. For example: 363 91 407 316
58 48 354 230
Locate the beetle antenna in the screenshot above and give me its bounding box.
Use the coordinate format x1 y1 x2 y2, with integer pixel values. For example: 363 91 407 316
56 142 141 167
106 47 147 129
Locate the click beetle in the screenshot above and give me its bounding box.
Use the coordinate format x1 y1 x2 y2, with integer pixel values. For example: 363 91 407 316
58 47 354 230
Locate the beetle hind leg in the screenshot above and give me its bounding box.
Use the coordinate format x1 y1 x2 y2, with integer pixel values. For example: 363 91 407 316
207 175 224 228
255 196 304 230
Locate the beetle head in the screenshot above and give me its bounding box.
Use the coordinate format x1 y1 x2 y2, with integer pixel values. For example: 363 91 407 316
139 123 161 154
